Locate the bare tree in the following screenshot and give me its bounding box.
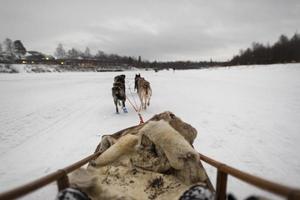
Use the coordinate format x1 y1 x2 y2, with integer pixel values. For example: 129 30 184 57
84 47 92 58
54 43 66 59
67 48 81 59
95 50 105 59
3 38 14 55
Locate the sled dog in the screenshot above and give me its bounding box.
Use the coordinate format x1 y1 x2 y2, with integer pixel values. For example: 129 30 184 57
112 75 127 114
135 74 152 110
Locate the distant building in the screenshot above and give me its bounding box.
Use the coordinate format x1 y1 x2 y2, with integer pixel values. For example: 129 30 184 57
21 51 55 63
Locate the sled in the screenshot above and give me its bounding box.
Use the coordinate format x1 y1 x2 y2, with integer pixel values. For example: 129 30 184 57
67 111 214 200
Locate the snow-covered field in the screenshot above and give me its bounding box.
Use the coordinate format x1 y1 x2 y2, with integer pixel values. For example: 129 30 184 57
0 64 299 199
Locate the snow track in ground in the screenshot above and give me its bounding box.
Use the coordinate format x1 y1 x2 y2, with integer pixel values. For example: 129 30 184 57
0 64 300 199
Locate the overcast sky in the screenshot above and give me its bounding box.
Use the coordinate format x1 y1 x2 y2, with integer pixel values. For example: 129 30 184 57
0 0 299 61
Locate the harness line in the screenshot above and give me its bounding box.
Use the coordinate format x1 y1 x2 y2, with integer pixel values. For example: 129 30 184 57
126 80 144 124
126 97 144 124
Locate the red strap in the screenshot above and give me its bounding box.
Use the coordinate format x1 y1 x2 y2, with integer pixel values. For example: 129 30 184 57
126 97 144 124
138 113 144 124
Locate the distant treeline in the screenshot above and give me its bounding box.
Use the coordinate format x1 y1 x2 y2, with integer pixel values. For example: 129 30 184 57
1 33 300 70
230 33 300 65
53 44 224 69
0 40 225 69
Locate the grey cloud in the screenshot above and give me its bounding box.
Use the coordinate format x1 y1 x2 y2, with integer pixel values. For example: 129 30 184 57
0 0 299 61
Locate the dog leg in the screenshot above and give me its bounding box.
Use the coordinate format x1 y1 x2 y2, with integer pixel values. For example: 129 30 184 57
142 98 145 110
122 100 128 113
144 97 147 110
147 96 150 106
147 89 152 106
114 99 119 114
138 93 143 110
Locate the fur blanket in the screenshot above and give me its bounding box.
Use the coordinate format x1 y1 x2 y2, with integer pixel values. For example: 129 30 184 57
69 111 209 200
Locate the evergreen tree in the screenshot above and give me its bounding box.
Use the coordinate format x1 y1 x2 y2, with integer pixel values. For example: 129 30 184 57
290 33 300 62
230 33 300 65
13 40 27 58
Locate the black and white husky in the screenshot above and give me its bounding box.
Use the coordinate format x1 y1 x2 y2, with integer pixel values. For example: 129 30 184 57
112 75 128 114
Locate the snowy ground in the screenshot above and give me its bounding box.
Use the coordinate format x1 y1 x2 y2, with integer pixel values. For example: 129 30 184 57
0 63 299 199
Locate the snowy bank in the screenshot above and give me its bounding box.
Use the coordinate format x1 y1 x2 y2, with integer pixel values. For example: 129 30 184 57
0 64 138 73
0 63 299 199
0 64 60 73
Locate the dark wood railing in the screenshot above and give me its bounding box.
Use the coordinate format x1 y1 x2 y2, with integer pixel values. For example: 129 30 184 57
199 153 300 200
0 151 101 200
0 151 299 200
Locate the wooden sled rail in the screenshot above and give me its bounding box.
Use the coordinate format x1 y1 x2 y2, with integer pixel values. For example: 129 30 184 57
199 153 300 200
0 151 299 200
0 151 101 200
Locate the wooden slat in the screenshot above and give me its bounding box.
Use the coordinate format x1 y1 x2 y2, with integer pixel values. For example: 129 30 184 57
215 169 228 200
0 151 102 200
0 149 299 200
0 170 64 200
199 153 300 199
57 170 70 191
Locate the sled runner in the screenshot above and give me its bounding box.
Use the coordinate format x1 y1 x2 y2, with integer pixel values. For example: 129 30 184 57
0 111 299 200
